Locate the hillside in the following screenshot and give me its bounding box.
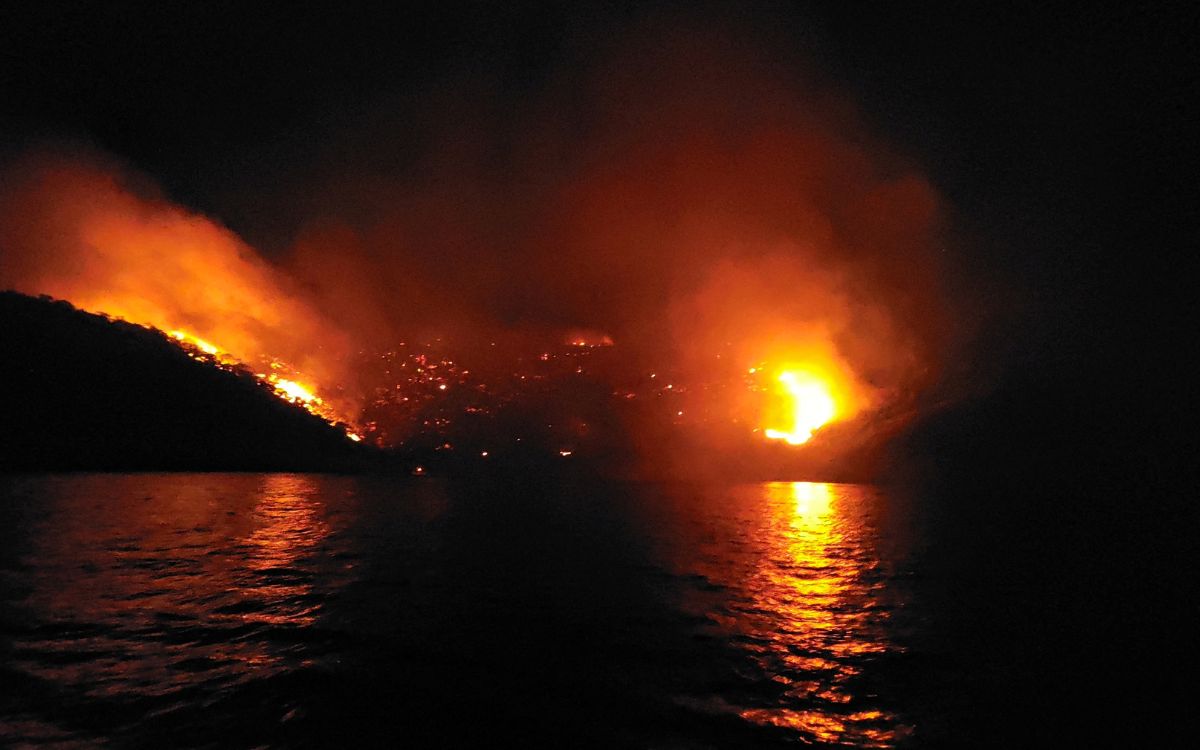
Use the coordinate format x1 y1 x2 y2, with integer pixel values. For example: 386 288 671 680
0 291 368 471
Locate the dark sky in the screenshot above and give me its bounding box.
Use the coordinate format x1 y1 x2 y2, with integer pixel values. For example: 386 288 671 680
2 1 1194 394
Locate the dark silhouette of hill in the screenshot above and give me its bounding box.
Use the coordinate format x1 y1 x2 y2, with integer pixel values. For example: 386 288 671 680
1 291 369 471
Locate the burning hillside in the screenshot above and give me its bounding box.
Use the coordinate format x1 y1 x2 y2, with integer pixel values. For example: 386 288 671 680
0 150 361 438
0 17 957 475
0 291 366 471
164 328 360 440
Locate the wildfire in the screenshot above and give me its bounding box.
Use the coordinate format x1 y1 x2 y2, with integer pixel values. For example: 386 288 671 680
166 327 360 440
0 155 364 441
763 368 839 446
564 329 614 348
268 376 320 404
169 330 220 356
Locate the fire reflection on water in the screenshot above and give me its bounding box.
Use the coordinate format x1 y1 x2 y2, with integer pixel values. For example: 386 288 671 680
1 475 917 746
669 481 909 747
738 482 902 745
1 474 339 708
240 474 329 629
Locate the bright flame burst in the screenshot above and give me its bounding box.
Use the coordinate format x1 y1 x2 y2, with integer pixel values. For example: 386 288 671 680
268 376 320 404
169 330 219 356
763 369 838 446
167 328 361 442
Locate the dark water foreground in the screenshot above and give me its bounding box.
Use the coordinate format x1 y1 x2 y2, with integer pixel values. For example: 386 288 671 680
0 472 1175 747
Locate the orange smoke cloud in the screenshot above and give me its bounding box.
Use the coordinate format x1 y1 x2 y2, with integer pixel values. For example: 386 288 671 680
0 12 961 471
238 14 956 468
533 36 950 455
0 148 356 416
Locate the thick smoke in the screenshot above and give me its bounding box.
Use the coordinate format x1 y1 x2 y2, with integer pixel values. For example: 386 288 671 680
274 17 953 433
0 147 354 396
1 12 956 460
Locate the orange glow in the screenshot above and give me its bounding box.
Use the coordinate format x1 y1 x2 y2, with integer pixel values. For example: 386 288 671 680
563 329 614 347
789 480 833 518
268 376 320 405
661 482 905 744
0 154 361 438
169 330 220 356
243 474 329 627
732 482 901 744
165 326 359 440
763 368 840 446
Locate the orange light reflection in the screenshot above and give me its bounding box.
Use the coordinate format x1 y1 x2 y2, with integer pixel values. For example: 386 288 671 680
240 474 329 628
734 482 906 747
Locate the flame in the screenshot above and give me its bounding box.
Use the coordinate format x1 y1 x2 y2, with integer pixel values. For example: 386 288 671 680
0 156 366 441
564 329 614 347
166 327 359 439
267 376 320 405
0 154 363 427
763 368 839 446
169 330 220 356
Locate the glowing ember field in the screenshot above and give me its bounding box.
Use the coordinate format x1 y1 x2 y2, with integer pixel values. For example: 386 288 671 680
157 320 864 457
0 154 918 465
150 310 878 460
0 81 943 472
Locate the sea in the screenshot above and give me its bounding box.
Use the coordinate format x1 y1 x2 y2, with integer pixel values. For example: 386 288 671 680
0 472 1170 747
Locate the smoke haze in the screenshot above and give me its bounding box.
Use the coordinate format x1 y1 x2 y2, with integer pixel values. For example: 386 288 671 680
0 148 353 392
1 10 961 459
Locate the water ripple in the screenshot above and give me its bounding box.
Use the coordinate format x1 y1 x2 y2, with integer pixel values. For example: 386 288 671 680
1 474 922 747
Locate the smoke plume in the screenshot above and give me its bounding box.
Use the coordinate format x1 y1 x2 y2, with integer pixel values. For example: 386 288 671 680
1 11 958 461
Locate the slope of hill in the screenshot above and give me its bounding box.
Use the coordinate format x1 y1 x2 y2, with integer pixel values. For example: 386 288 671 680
0 291 368 471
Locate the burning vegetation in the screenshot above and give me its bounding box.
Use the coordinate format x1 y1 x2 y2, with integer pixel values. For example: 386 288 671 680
0 143 945 476
0 20 955 476
0 151 361 440
763 370 838 446
165 328 360 440
0 291 365 472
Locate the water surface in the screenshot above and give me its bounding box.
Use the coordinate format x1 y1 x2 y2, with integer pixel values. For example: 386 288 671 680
0 474 936 747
